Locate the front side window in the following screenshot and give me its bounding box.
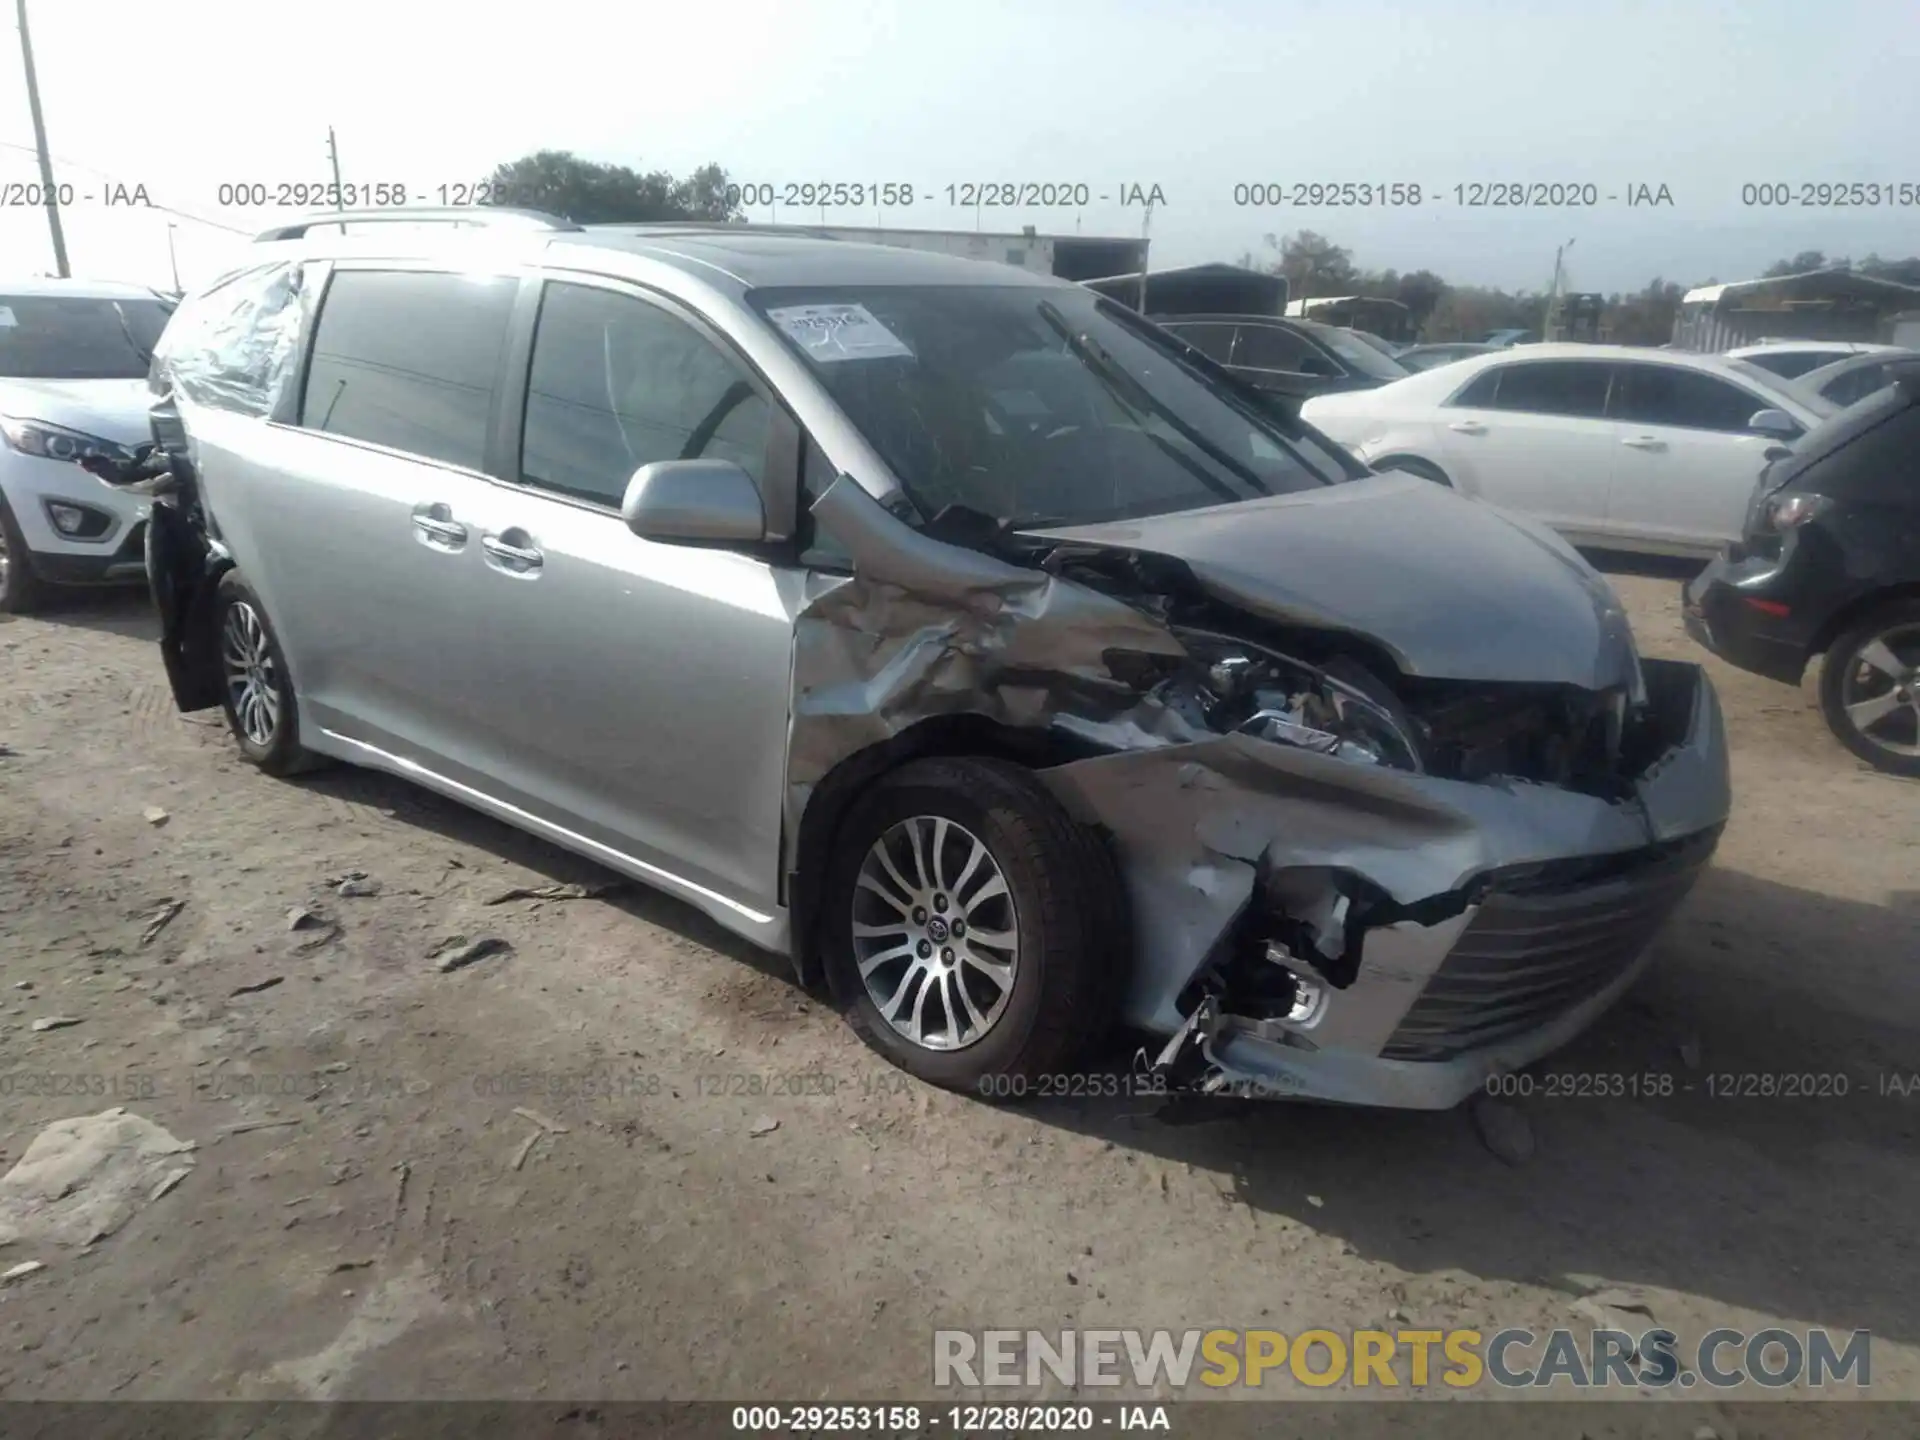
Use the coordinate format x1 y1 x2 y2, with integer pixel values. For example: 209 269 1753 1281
520 282 771 507
298 269 517 470
1612 365 1775 433
749 284 1350 529
1471 361 1612 419
0 293 172 381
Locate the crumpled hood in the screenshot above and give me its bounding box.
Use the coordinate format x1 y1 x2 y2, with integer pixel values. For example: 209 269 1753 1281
0 377 155 447
1023 471 1641 691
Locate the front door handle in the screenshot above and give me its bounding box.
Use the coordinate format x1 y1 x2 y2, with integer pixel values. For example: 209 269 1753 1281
481 531 544 575
410 502 467 548
1622 435 1667 451
1448 420 1488 434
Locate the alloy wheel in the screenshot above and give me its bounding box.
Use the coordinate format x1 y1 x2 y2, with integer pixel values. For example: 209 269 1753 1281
851 815 1020 1051
1836 623 1920 759
221 600 281 747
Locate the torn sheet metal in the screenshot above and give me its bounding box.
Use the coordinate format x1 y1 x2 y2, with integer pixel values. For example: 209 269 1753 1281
150 261 312 418
790 472 1732 1111
785 474 1198 833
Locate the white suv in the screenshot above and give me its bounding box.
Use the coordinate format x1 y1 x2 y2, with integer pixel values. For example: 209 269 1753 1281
0 278 175 612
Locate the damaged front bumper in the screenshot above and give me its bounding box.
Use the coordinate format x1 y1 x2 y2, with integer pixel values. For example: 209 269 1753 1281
1040 657 1731 1110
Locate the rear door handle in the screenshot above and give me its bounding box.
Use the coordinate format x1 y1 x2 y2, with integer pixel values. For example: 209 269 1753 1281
481 531 543 575
410 502 467 548
1448 421 1487 434
1622 436 1667 451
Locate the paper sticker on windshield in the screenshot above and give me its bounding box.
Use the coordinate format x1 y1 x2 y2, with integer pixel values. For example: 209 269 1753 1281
767 304 913 363
0 307 15 328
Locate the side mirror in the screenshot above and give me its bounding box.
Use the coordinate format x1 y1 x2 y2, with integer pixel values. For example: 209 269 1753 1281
1747 408 1800 440
621 460 765 546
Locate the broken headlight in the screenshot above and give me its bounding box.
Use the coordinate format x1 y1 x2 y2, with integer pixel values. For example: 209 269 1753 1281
1173 628 1426 773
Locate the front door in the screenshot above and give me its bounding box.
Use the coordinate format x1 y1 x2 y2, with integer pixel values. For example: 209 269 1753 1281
1605 362 1791 549
451 277 804 921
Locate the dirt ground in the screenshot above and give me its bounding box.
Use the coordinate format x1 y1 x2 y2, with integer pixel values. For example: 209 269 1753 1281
1 561 1917 1430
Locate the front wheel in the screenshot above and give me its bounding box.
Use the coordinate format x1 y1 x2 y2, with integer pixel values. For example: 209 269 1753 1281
1818 599 1920 776
0 493 48 615
820 757 1127 1095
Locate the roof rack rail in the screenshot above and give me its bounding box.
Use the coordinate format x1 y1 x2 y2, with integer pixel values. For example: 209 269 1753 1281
253 206 580 242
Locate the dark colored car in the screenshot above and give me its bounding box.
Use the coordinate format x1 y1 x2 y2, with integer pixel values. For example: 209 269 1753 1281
1684 359 1920 774
1154 314 1408 399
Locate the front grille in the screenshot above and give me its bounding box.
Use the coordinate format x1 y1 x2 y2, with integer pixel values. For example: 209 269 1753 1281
1380 830 1718 1062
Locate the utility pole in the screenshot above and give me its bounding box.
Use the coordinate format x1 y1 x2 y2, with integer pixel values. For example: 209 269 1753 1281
15 0 69 278
326 126 345 212
1544 237 1575 341
1134 199 1154 312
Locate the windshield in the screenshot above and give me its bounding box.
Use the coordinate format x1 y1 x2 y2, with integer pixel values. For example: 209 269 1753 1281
1297 320 1409 381
750 284 1353 528
0 295 174 380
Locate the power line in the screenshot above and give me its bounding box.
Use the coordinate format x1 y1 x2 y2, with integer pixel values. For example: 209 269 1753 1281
0 138 253 234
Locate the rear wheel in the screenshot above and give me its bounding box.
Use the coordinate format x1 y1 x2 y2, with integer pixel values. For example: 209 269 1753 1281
820 757 1126 1095
0 493 49 615
1818 600 1920 777
215 572 323 776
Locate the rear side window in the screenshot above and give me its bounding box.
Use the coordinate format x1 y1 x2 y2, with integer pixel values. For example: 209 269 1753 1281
1824 364 1893 408
298 269 517 470
1464 361 1612 418
519 282 771 507
1747 351 1828 380
153 263 308 416
1612 364 1772 433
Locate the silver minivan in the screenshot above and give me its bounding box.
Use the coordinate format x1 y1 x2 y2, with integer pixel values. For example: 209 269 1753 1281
133 209 1733 1109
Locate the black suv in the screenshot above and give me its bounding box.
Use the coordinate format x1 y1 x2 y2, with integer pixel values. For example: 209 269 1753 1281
1684 359 1920 774
1154 314 1408 399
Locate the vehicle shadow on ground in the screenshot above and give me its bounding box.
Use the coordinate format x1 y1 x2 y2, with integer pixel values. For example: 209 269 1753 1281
286 763 797 989
13 586 160 642
1024 861 1920 1347
276 748 1920 1346
1583 549 1708 583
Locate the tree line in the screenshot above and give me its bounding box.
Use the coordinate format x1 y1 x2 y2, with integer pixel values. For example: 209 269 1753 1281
1239 231 1920 345
474 152 1920 347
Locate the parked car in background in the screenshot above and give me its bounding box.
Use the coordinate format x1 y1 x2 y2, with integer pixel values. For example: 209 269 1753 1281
1482 329 1536 347
1723 340 1907 381
1685 359 1920 775
0 279 174 612
1345 328 1406 359
1156 313 1409 398
1789 348 1920 410
1301 344 1827 557
1397 342 1502 373
123 209 1731 1110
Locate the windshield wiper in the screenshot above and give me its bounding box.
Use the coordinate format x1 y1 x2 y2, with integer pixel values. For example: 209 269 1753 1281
1034 301 1270 502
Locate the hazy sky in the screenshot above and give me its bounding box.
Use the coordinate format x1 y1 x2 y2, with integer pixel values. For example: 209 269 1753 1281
4 0 1916 294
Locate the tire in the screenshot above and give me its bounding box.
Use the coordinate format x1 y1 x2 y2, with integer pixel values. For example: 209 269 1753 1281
213 572 324 776
819 757 1128 1096
0 492 49 615
1373 455 1452 486
1818 599 1920 777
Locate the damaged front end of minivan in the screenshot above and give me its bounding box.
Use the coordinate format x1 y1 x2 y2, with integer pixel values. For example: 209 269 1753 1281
794 469 1730 1110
